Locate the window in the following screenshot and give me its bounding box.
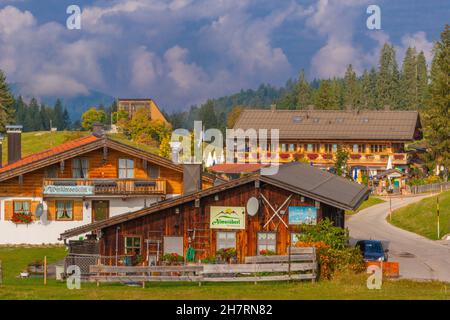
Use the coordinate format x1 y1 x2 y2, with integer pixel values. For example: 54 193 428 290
147 165 160 179
124 236 141 255
370 144 386 153
324 144 336 153
119 159 134 178
14 201 31 215
217 232 236 250
353 144 366 153
281 144 287 152
45 165 58 178
56 200 73 220
305 144 319 152
257 232 276 254
289 144 296 152
72 158 88 178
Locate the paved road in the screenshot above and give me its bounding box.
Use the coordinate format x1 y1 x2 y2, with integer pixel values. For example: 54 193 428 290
347 194 450 283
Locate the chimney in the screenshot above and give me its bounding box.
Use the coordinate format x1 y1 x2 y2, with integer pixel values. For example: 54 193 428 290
270 104 276 112
6 125 22 164
92 122 105 137
183 163 202 194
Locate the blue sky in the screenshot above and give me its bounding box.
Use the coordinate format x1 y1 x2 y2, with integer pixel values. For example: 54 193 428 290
0 0 448 112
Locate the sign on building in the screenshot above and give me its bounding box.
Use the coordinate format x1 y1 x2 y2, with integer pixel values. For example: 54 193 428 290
210 206 246 230
44 185 94 196
288 206 317 225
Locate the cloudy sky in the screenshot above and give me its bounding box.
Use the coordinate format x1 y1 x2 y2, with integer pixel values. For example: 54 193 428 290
0 0 448 112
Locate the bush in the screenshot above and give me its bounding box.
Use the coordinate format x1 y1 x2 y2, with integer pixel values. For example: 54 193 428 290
297 218 349 249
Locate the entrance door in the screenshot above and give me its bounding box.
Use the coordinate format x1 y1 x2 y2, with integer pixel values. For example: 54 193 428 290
92 200 109 222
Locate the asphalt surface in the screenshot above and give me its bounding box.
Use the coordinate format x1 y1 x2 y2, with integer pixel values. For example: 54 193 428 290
347 194 450 283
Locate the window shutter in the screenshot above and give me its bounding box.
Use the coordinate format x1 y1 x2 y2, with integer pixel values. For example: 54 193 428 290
4 201 12 220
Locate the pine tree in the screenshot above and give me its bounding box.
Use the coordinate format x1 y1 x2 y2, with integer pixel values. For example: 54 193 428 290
53 99 64 130
330 78 343 109
0 69 15 133
377 43 400 108
424 24 450 174
416 51 429 110
315 80 334 109
343 64 360 109
62 108 71 129
400 47 418 110
296 69 312 109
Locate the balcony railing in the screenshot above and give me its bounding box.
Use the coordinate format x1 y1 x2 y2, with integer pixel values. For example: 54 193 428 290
43 178 167 196
234 152 408 164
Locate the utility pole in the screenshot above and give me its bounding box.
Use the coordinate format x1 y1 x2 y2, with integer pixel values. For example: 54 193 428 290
389 196 392 222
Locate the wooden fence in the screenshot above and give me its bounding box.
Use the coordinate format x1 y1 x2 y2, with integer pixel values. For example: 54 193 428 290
410 181 450 194
87 247 317 284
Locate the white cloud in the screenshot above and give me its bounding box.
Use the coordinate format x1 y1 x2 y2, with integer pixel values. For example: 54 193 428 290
397 32 434 65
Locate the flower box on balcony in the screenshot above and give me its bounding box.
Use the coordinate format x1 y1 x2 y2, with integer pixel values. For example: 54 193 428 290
350 154 362 160
280 153 290 159
12 212 33 224
322 153 333 160
394 154 405 160
293 153 304 161
307 153 319 160
380 154 389 160
365 154 375 160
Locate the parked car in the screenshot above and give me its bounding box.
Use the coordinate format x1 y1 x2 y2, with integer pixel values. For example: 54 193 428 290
356 240 389 261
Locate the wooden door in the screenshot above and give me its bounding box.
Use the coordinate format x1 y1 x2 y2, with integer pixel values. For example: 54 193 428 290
92 200 109 222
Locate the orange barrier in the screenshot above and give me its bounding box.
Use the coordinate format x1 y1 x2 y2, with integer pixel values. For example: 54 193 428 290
366 261 399 278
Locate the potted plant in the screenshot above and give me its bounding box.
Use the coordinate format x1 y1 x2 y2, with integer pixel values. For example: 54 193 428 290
259 249 276 256
216 248 237 264
162 253 184 265
350 154 362 160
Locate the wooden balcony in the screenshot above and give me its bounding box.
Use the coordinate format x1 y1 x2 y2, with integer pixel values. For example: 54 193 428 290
43 178 167 196
236 152 408 166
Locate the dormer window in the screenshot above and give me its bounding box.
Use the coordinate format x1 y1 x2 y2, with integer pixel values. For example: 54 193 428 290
72 158 89 178
118 158 134 179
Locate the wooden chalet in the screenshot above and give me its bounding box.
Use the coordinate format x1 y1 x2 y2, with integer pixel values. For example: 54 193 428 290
60 163 370 264
117 98 169 123
0 125 215 244
233 108 422 177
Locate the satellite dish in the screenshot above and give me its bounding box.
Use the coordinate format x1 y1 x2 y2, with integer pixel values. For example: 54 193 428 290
246 197 259 216
35 203 44 218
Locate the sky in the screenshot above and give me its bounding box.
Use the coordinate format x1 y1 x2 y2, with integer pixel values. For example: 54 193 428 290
0 0 448 112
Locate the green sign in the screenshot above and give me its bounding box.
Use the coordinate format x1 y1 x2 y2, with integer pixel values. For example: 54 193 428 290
210 206 245 230
43 185 94 196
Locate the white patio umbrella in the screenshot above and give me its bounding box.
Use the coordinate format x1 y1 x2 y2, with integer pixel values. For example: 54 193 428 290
205 152 214 167
386 155 393 170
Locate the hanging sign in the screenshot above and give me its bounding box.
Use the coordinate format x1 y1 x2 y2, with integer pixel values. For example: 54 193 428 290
288 206 317 225
210 206 245 230
43 185 94 196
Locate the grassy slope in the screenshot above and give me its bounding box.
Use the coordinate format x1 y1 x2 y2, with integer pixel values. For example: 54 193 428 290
0 247 448 300
1 131 160 165
1 131 89 164
390 191 450 240
346 196 385 215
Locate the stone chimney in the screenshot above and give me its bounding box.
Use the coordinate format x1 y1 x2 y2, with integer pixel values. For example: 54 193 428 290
183 163 202 194
6 125 22 164
92 122 105 137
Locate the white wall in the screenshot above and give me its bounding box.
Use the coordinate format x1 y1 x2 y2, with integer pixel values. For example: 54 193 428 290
0 195 167 244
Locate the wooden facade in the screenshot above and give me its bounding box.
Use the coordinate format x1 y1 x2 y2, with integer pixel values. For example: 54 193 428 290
98 180 344 263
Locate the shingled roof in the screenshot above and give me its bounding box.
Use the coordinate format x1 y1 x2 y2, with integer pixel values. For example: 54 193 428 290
60 162 370 239
234 109 421 141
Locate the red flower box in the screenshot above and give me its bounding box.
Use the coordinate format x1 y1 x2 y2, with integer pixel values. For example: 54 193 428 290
322 153 333 160
307 153 319 160
12 213 33 224
280 153 290 159
350 154 362 160
394 154 405 160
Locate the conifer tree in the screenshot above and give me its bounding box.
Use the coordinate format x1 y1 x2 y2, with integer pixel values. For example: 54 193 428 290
400 47 418 110
296 69 312 109
416 51 429 110
343 64 360 109
0 69 15 133
424 24 450 174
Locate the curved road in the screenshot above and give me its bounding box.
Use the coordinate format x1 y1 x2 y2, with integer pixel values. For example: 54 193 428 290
347 194 450 283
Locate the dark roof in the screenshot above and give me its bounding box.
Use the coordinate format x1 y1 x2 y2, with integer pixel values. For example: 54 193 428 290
60 163 370 239
234 109 421 141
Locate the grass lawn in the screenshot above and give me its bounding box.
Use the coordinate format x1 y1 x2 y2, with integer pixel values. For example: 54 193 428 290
389 191 450 240
0 247 448 300
346 196 385 215
1 131 160 165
